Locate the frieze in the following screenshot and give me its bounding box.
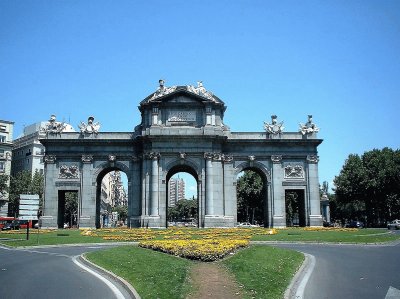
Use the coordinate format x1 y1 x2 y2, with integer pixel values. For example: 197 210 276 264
44 155 56 164
81 155 93 163
284 164 304 179
59 165 79 179
213 153 222 161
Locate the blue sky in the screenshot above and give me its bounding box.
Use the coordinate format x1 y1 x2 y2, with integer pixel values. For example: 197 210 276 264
1 1 399 196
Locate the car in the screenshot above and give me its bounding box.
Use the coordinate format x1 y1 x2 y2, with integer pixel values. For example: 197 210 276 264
1 222 20 231
345 221 364 228
387 220 400 230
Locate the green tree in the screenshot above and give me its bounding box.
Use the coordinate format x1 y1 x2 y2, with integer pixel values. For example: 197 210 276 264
0 174 9 198
112 205 128 222
8 170 45 217
168 199 198 222
333 148 400 226
236 170 264 225
65 192 78 227
8 171 33 217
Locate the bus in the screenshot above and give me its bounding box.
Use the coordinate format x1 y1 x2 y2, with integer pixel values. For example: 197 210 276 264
0 217 34 230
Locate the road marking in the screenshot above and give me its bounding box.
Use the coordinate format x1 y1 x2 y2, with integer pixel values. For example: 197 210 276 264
72 256 126 299
385 286 400 299
295 253 316 299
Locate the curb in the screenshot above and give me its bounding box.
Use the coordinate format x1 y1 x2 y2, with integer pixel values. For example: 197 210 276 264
78 253 141 299
284 252 315 299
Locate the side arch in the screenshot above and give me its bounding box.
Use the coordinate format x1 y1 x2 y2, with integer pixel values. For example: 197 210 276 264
93 161 131 228
234 160 271 227
234 161 271 182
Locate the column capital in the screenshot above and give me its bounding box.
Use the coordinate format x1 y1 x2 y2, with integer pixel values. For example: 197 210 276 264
81 155 93 164
307 155 319 164
222 154 234 163
204 152 214 160
44 155 56 164
271 155 282 163
148 152 160 160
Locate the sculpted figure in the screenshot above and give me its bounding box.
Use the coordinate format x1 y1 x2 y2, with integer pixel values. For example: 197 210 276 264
79 116 100 134
41 114 66 135
264 115 284 134
151 79 176 100
299 115 319 135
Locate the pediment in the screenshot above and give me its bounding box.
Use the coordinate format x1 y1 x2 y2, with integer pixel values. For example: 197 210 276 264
139 83 225 108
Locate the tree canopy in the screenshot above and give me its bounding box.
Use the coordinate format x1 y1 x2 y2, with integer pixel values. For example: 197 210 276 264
333 147 400 226
8 170 44 217
236 170 265 225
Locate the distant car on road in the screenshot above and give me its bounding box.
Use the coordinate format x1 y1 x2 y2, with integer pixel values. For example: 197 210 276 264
1 221 20 231
387 219 400 230
345 221 364 228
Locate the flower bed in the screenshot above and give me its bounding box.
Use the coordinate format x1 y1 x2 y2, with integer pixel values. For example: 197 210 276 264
139 238 249 261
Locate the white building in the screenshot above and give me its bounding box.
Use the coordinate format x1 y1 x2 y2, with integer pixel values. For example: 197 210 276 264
169 177 185 207
0 120 14 216
12 119 75 177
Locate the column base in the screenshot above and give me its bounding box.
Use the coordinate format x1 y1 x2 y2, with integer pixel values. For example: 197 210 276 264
141 215 164 228
204 215 235 228
272 215 286 228
309 215 323 227
41 215 57 229
79 215 96 229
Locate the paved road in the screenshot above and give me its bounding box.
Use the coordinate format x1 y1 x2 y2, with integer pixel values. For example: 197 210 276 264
0 245 130 299
277 232 400 299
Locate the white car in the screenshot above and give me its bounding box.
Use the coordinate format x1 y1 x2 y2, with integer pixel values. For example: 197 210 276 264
387 220 400 230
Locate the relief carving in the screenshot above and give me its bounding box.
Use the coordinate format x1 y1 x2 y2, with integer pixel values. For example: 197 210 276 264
59 165 79 179
284 164 304 179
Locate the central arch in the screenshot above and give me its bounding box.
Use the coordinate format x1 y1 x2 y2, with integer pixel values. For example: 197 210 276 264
165 162 200 227
235 162 271 227
95 162 131 229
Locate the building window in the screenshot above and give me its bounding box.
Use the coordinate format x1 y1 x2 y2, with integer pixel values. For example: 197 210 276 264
0 149 4 157
0 125 6 132
0 135 6 143
0 161 4 172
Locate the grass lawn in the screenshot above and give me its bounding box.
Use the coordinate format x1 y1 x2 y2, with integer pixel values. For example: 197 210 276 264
223 245 304 299
0 229 112 247
86 246 193 299
252 228 399 243
0 227 398 247
86 245 303 299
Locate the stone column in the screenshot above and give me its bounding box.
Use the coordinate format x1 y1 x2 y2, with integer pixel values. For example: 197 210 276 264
129 155 142 227
271 155 285 228
307 155 323 226
80 155 95 228
149 152 160 216
204 153 214 215
41 155 57 228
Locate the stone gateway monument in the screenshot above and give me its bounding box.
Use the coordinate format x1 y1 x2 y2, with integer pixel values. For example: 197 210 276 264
40 81 323 229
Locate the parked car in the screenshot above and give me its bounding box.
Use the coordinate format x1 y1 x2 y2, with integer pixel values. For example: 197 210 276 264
1 221 20 231
345 221 364 228
387 220 400 230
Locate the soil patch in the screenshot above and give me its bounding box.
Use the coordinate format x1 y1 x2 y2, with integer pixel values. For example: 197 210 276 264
187 262 242 299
